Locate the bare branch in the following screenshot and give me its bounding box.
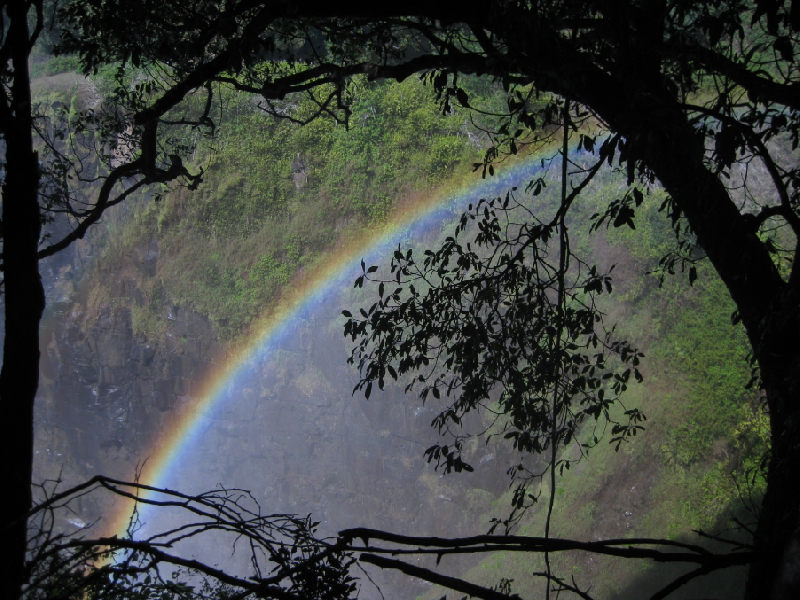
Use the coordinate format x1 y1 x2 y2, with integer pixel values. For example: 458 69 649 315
360 554 518 600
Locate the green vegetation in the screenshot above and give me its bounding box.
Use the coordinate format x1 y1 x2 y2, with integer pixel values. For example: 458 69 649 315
29 53 82 79
34 72 768 600
8 2 798 598
84 75 489 340
412 189 769 599
306 149 767 597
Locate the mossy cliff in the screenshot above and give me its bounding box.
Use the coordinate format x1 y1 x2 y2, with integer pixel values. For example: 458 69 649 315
33 70 765 599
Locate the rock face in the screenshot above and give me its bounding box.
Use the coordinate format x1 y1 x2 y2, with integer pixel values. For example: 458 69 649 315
33 223 515 599
35 221 223 487
37 299 221 481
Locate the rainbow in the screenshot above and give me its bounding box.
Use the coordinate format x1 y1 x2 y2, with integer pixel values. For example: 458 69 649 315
103 150 553 541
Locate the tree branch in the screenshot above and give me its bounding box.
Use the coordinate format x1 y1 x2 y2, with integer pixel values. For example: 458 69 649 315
682 43 800 111
360 554 519 600
339 528 753 568
53 537 305 600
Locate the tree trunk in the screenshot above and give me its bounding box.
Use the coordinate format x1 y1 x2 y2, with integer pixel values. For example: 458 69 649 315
744 286 800 599
567 73 799 597
625 108 800 600
0 4 45 600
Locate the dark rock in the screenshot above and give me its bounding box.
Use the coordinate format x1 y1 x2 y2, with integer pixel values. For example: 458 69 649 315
34 245 514 600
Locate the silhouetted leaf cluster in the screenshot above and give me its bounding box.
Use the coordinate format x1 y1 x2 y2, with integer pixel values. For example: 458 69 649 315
345 178 645 510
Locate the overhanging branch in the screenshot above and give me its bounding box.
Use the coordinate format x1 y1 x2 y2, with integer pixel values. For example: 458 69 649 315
360 554 518 600
339 527 753 569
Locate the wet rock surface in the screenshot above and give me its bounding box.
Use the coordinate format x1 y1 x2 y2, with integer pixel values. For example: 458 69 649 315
33 235 516 599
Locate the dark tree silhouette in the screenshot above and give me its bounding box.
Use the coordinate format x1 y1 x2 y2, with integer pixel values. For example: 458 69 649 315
26 476 356 600
3 1 800 598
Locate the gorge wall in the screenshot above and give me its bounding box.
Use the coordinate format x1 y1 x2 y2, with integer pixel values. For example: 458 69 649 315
26 72 765 600
32 209 516 598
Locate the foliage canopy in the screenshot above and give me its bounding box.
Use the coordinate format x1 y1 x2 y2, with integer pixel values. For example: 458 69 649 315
3 0 800 598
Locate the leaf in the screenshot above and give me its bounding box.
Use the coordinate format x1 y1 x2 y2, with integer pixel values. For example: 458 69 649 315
775 37 794 62
341 310 352 318
367 265 378 273
715 125 737 167
612 206 636 229
626 155 635 184
707 16 724 45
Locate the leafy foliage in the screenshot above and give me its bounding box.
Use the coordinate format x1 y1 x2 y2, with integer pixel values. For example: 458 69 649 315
11 0 800 597
345 145 646 525
79 73 485 340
